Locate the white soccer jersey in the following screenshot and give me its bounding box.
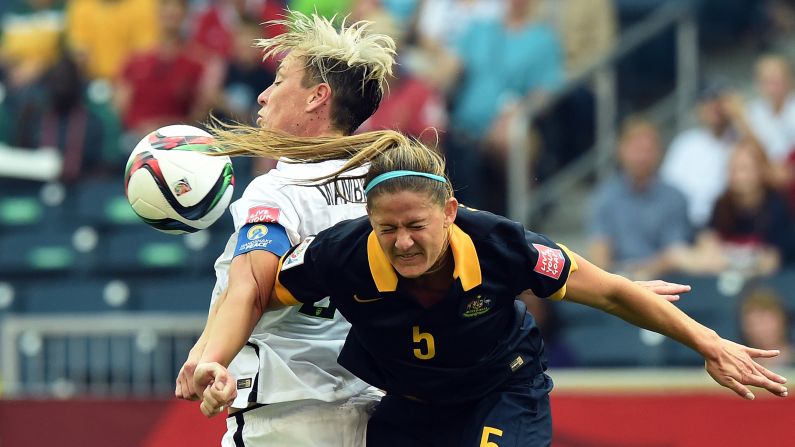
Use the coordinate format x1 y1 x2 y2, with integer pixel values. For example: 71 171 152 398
210 159 370 408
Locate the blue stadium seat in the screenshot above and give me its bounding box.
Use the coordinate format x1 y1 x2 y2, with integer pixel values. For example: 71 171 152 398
16 278 131 313
562 319 661 367
0 226 93 277
72 178 140 227
98 226 200 275
131 276 215 312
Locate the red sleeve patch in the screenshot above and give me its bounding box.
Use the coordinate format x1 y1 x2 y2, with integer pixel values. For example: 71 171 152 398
246 206 280 224
532 243 564 280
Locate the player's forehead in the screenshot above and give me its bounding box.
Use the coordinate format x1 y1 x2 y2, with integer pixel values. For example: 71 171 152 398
277 52 307 77
369 190 441 223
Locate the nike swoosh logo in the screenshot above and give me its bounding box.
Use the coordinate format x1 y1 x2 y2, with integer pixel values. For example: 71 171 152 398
353 294 384 303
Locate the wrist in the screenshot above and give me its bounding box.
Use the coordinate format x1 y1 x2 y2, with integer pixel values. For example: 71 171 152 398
694 328 722 361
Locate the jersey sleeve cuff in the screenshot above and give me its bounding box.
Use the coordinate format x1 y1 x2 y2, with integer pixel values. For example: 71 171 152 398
546 243 579 301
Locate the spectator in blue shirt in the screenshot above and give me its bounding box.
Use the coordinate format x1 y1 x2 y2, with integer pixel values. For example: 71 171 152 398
588 117 692 279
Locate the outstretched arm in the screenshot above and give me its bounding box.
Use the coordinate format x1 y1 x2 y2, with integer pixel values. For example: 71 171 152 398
564 251 788 400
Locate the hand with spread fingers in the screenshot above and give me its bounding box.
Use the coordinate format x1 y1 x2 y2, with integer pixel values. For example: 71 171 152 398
194 362 238 418
705 338 788 400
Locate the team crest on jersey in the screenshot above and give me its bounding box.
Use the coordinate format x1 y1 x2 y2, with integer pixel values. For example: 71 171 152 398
461 294 494 318
532 243 564 280
246 206 280 224
282 236 314 270
172 178 192 196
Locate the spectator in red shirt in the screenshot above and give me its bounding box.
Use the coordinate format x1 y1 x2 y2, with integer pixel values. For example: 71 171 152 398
113 0 218 137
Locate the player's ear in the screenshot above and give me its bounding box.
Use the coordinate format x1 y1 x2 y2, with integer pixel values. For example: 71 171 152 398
443 197 457 228
306 83 332 112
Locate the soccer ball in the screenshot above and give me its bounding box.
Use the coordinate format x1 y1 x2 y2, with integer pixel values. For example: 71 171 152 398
124 125 234 234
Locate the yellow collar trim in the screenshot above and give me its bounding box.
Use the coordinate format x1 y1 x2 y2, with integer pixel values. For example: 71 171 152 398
449 224 482 291
367 231 399 292
366 224 482 292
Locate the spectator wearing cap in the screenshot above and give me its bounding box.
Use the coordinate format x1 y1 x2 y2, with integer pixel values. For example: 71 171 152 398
660 81 763 229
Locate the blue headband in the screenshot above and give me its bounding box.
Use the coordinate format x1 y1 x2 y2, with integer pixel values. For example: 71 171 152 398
364 170 448 195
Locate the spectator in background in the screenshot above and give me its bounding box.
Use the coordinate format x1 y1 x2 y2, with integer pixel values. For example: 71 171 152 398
0 0 65 91
211 18 276 124
191 0 286 70
355 1 448 148
531 0 617 179
740 287 794 368
114 0 217 138
746 55 795 164
691 141 795 277
210 16 277 178
410 0 505 92
65 0 158 80
587 118 691 280
661 82 760 229
542 0 616 77
11 55 107 183
443 0 564 212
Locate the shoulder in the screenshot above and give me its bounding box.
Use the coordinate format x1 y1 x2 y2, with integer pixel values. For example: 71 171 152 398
455 206 527 250
315 216 372 253
595 176 624 197
299 216 372 267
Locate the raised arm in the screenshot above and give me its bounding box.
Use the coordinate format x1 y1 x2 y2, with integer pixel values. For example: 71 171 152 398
563 250 788 400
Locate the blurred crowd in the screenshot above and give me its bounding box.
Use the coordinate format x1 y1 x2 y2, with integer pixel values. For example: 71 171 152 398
2 0 795 369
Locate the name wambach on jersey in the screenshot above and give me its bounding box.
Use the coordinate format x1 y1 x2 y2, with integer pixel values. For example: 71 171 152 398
211 159 370 408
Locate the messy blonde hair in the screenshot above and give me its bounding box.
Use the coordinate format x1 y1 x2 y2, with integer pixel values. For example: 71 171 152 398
211 123 452 206
257 11 396 134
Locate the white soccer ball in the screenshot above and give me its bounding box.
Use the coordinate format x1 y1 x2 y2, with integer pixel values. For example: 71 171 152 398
124 125 234 234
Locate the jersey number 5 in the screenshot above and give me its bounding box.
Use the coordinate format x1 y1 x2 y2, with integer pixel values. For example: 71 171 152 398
412 326 435 360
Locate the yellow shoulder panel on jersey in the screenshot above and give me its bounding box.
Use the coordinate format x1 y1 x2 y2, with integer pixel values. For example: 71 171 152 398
367 231 399 292
449 224 482 291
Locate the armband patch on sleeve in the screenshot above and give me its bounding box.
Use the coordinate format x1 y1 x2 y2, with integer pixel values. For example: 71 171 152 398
246 206 280 224
281 236 315 270
532 243 565 280
234 222 291 257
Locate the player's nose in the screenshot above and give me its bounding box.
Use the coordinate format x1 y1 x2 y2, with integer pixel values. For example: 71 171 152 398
394 229 414 251
257 87 271 106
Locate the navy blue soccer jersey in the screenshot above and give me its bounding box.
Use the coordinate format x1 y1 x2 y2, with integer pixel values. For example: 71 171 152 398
274 207 578 404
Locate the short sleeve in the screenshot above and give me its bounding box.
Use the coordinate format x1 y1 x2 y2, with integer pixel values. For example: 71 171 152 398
273 235 331 306
228 176 301 244
521 230 578 300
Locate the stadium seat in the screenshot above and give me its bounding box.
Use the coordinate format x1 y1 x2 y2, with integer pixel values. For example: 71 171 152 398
0 196 44 226
562 319 662 367
72 178 140 227
0 226 92 277
130 276 215 312
16 278 131 313
98 226 203 275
